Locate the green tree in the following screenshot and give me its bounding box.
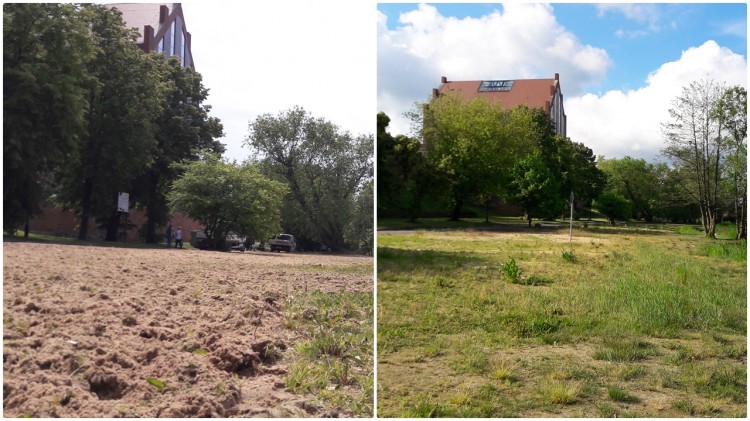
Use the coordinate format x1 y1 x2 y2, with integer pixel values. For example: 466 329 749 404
246 106 373 252
661 78 727 238
593 192 631 225
55 5 166 241
3 3 93 235
168 154 287 250
377 112 433 220
598 157 668 222
715 86 747 239
506 153 562 227
345 180 374 254
131 56 224 243
532 110 605 218
423 94 534 220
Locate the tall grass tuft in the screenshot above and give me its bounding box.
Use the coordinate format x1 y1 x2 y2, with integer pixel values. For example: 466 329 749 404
701 241 746 262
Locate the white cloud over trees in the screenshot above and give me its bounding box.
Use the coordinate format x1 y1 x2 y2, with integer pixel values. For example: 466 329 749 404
567 40 746 161
377 3 611 135
377 4 747 162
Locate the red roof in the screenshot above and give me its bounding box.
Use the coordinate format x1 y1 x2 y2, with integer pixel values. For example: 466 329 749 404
436 76 560 112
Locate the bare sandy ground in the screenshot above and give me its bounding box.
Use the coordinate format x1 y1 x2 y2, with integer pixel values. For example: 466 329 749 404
3 242 372 417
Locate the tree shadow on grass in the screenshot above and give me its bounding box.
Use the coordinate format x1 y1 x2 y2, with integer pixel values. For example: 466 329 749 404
378 247 489 273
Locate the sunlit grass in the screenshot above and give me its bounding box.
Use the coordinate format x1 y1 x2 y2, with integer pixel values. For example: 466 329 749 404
377 227 746 417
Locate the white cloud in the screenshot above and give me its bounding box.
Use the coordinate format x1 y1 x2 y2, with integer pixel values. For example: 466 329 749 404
378 4 611 136
596 4 661 32
566 40 747 161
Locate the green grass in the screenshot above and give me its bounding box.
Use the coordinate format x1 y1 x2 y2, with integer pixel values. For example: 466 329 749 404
377 227 746 417
283 291 373 416
701 240 746 261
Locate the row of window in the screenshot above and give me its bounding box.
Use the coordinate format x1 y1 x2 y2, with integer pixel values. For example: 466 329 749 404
154 17 188 67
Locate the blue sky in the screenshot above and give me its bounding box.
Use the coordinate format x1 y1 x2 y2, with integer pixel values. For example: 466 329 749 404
377 3 747 160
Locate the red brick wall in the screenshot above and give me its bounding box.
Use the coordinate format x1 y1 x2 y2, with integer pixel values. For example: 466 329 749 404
28 206 204 242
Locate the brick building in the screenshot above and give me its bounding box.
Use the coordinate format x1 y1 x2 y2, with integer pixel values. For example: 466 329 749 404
110 3 194 69
432 73 567 137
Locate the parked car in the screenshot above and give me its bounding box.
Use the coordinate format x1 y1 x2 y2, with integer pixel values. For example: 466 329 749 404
268 233 296 252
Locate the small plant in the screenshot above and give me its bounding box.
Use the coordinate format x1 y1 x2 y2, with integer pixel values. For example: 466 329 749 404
594 402 617 417
434 277 455 288
672 399 696 415
607 385 639 403
491 360 516 382
561 249 577 263
617 365 646 381
146 377 166 390
213 382 227 396
501 257 521 282
542 381 579 404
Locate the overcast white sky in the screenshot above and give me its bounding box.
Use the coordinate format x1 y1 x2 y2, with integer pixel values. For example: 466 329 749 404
181 1 376 162
378 3 747 161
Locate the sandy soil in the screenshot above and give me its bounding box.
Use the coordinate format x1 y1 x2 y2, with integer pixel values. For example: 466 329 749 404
3 242 372 417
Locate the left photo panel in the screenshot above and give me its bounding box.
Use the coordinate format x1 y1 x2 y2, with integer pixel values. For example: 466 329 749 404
3 2 375 417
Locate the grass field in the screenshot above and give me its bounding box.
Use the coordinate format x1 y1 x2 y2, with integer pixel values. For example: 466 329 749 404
377 226 746 417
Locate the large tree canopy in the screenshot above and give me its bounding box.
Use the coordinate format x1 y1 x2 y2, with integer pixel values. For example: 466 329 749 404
246 106 373 252
423 94 536 220
131 56 224 243
598 157 669 222
377 112 432 220
3 3 94 235
168 154 287 250
52 5 166 240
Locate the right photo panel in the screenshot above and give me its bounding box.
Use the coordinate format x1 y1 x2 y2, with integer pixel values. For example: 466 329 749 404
376 3 747 418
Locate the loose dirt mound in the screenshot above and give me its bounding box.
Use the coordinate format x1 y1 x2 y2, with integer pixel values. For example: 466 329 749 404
3 242 372 417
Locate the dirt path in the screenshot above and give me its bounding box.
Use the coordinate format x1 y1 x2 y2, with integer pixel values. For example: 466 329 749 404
3 242 372 417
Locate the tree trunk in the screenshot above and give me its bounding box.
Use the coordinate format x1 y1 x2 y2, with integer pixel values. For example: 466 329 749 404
105 211 121 241
24 216 29 239
77 177 94 240
449 197 463 221
738 202 747 240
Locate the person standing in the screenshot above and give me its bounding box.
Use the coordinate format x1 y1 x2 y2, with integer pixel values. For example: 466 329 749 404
166 224 173 247
175 226 183 249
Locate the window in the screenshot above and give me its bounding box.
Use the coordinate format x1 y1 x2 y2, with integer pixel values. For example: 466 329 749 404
156 37 164 54
478 80 514 92
171 19 177 55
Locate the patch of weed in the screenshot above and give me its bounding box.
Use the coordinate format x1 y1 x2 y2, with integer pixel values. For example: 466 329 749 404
593 338 658 362
617 365 646 381
672 399 696 415
561 249 577 263
541 381 579 404
607 385 640 403
594 402 618 417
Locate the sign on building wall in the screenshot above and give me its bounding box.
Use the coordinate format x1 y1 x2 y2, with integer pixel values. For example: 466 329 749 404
118 192 129 213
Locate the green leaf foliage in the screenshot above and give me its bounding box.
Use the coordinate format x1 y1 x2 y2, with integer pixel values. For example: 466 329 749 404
423 94 536 220
246 106 373 252
593 192 631 225
3 3 94 234
168 154 287 250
